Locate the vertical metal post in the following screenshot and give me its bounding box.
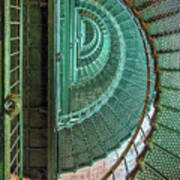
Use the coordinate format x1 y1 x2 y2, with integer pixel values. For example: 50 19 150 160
60 0 70 115
81 20 86 46
77 13 81 61
0 39 3 180
19 0 24 179
56 0 61 125
4 0 11 179
0 2 4 176
70 0 77 84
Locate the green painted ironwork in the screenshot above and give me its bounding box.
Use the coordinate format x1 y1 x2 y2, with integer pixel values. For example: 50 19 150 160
0 31 3 180
102 0 180 179
1 0 179 179
133 0 180 179
50 0 156 176
1 0 24 179
1 0 176 179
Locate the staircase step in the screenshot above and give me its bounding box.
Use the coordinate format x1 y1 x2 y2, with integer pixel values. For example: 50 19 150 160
135 163 164 180
159 88 180 110
156 106 180 132
158 52 180 70
160 71 180 89
152 125 180 159
133 0 159 9
58 129 74 171
148 13 180 35
154 33 180 52
139 0 180 22
141 145 180 179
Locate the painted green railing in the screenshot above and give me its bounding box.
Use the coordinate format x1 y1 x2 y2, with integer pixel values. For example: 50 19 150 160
1 0 24 179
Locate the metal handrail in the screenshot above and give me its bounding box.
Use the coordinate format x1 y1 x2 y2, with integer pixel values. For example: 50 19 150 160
100 1 156 179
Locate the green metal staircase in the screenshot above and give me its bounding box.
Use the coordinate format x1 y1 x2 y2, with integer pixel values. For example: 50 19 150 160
0 0 180 179
49 0 157 177
49 0 180 179
131 0 180 179
102 0 180 179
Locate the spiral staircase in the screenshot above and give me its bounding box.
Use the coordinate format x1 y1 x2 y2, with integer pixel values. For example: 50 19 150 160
48 0 180 179
124 0 180 179
51 0 180 179
0 0 180 179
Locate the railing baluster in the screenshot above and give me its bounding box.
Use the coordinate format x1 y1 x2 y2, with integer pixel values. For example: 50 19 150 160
10 37 20 41
10 122 20 137
133 143 139 156
112 171 116 180
10 21 20 25
10 80 20 89
10 136 20 152
10 51 20 57
124 157 129 175
10 66 20 73
10 5 21 10
10 150 20 168
140 127 146 138
12 163 20 175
